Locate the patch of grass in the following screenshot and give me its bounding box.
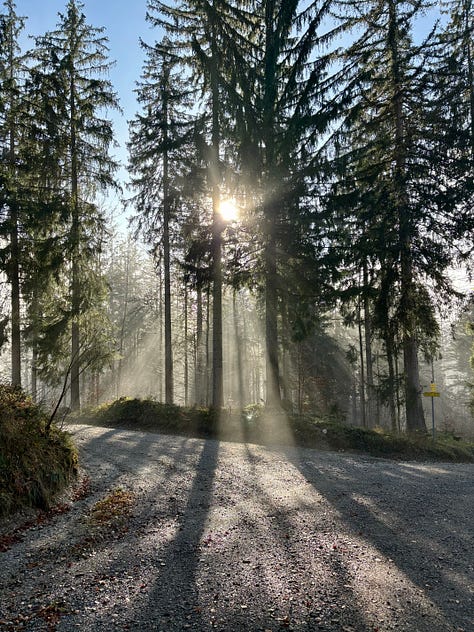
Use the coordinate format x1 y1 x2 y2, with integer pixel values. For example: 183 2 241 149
0 384 78 517
75 397 474 463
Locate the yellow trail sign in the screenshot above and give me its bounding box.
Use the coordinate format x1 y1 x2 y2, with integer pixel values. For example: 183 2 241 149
424 382 440 397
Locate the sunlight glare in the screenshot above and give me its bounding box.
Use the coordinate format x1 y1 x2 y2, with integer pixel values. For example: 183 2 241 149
219 198 239 222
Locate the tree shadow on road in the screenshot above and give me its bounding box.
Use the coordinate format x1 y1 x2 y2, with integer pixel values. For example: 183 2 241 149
115 437 220 630
294 451 473 631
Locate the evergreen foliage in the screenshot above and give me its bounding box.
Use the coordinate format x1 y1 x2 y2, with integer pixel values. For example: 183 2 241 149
0 0 473 437
29 0 119 409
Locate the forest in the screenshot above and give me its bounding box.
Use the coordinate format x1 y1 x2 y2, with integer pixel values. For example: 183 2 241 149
1 0 474 438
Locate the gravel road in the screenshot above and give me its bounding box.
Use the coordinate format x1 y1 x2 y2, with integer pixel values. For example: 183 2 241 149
1 424 473 632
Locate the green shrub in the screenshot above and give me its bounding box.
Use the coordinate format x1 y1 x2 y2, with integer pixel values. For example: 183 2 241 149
0 385 78 516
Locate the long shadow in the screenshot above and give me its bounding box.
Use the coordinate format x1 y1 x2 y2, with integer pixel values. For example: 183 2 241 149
294 450 474 631
70 424 204 485
235 443 375 631
110 437 220 630
28 426 207 560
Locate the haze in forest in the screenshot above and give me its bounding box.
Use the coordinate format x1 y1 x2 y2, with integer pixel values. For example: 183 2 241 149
1 0 474 440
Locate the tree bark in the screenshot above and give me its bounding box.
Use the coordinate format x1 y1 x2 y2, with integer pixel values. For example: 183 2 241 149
184 282 189 406
7 27 21 387
233 291 246 409
387 0 426 432
70 73 81 411
195 285 204 404
162 65 174 405
210 8 223 409
263 0 281 408
363 262 376 426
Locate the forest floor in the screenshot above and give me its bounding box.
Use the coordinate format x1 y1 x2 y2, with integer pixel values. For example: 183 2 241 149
0 424 473 632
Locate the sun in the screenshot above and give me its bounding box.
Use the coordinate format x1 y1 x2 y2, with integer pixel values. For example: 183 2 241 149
219 198 239 222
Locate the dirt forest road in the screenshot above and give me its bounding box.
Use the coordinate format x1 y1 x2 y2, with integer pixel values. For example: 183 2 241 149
1 424 473 632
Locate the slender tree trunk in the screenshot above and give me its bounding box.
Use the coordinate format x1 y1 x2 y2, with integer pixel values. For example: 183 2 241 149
206 285 211 406
158 265 163 401
184 282 189 406
351 370 358 425
7 31 21 387
263 0 281 408
31 342 38 402
280 301 290 404
363 262 376 426
195 285 204 405
162 67 174 404
10 203 21 387
465 2 474 160
232 291 245 410
210 11 223 409
357 298 367 427
70 75 81 411
385 336 398 432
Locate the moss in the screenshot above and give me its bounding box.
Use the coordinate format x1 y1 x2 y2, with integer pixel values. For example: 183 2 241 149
0 384 78 517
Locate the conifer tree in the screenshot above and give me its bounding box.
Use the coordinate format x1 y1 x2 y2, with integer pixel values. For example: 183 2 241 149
129 31 199 405
224 0 342 406
0 0 26 386
327 0 474 431
144 0 252 408
31 0 119 410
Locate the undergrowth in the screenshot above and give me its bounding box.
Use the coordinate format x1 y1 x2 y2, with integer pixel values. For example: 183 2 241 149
0 385 78 517
75 397 474 463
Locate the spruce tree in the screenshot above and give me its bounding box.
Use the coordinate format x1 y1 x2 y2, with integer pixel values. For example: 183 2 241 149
0 0 26 386
128 31 199 405
31 0 119 410
327 0 474 431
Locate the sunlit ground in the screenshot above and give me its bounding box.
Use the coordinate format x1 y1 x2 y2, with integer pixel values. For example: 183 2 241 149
23 424 471 632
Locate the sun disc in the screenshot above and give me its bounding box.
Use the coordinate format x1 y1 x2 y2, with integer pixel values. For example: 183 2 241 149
219 199 238 222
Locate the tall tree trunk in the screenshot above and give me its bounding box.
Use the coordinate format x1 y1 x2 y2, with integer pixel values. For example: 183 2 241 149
232 291 245 410
363 262 376 426
357 297 367 427
388 0 425 432
465 1 474 160
31 342 38 402
195 285 204 405
70 77 80 411
184 282 189 406
8 31 21 387
263 0 281 408
206 285 211 406
10 204 21 387
162 66 174 404
210 11 223 409
264 236 280 406
385 335 398 432
158 264 163 401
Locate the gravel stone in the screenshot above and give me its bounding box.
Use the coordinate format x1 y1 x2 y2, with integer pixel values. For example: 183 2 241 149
0 424 473 631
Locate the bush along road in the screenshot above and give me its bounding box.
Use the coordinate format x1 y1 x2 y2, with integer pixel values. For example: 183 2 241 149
0 424 473 631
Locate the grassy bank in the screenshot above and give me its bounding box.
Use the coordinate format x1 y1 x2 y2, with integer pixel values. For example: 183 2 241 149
0 385 78 517
75 397 474 463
